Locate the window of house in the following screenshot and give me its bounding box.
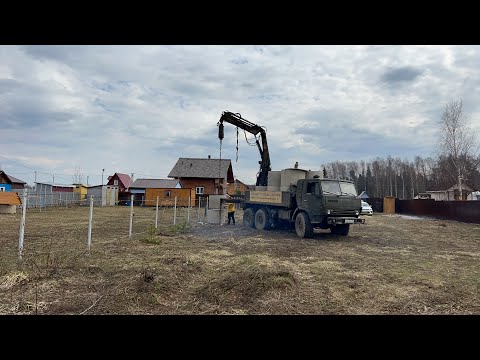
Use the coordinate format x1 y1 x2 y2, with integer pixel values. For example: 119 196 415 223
0 187 5 192
196 187 204 195
114 179 118 186
165 190 171 197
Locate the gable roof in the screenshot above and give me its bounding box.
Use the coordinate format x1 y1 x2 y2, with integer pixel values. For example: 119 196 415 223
0 192 22 205
447 183 475 192
110 173 132 188
358 190 369 198
0 171 26 184
130 179 180 189
168 158 234 182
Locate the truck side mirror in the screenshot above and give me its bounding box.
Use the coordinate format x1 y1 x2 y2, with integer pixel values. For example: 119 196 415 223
315 183 321 197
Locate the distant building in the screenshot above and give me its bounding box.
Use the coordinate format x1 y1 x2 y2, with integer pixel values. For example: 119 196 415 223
0 171 26 191
168 157 234 198
357 190 369 199
426 183 475 201
0 192 22 214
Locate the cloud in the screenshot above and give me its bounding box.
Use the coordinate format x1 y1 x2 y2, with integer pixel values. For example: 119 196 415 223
381 66 423 84
0 45 478 186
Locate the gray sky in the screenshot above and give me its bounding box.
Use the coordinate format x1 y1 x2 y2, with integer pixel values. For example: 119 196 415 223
1 45 480 186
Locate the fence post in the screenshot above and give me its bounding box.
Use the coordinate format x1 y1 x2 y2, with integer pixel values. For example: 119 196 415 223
174 196 177 225
155 196 159 229
18 189 28 262
129 194 134 238
197 196 200 222
87 196 93 250
187 196 191 224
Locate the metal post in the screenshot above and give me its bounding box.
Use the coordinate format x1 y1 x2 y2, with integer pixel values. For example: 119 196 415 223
87 196 93 250
219 199 222 225
18 189 27 261
155 196 159 229
129 194 134 238
174 196 177 225
187 196 191 224
197 196 201 222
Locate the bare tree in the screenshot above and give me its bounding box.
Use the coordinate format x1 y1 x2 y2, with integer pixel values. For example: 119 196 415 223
438 100 478 199
72 166 84 184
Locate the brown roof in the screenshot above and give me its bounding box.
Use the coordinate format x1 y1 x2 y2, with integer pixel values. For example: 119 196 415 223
130 179 180 189
0 171 26 184
168 158 234 182
0 192 22 205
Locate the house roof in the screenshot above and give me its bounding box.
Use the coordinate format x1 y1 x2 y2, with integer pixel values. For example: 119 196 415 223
168 158 234 182
110 173 133 188
447 183 475 192
0 192 22 205
130 179 180 189
35 182 76 188
358 190 369 198
0 171 26 184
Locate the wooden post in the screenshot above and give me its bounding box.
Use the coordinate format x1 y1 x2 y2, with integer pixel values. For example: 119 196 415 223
155 196 159 229
18 189 27 261
87 196 93 250
129 194 134 238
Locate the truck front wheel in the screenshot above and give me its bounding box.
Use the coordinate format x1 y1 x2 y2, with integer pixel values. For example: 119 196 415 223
295 212 314 238
243 208 255 228
330 224 350 236
255 208 271 230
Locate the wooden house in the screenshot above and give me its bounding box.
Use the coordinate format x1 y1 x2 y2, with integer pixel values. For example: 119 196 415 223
168 157 234 198
0 171 26 191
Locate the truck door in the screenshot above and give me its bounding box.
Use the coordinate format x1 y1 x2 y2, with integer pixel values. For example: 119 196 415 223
303 181 322 216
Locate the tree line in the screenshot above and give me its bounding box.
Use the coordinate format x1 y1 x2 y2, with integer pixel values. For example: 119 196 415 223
321 154 480 199
321 99 480 199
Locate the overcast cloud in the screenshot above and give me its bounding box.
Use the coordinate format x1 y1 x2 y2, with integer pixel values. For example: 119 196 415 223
1 45 480 186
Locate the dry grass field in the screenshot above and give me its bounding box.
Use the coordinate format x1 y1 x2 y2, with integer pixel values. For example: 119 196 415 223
1 206 479 314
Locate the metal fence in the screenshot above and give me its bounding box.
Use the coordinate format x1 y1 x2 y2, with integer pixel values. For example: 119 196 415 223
12 189 82 208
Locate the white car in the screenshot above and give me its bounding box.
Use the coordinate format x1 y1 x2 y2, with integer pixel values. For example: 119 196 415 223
361 200 373 215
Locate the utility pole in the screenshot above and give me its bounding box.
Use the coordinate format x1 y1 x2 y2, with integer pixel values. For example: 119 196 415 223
34 170 37 184
102 169 105 186
52 174 54 183
131 173 134 182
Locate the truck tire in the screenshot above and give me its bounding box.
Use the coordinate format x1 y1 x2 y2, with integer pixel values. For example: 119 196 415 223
243 208 255 228
255 208 270 230
295 212 313 238
330 224 350 236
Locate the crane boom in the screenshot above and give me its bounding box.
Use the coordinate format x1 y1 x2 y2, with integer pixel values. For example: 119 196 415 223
217 111 271 187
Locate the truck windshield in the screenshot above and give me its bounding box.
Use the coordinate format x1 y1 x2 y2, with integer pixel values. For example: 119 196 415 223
320 180 358 196
320 180 341 194
339 182 357 196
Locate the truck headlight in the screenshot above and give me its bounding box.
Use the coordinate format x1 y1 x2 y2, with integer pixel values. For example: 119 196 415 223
355 210 359 216
327 209 331 215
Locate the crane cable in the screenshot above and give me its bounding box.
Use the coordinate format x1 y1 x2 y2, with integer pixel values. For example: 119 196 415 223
236 126 239 162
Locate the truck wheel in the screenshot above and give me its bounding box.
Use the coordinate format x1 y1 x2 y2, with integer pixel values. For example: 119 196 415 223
243 208 255 228
295 212 313 238
255 208 270 230
330 224 350 236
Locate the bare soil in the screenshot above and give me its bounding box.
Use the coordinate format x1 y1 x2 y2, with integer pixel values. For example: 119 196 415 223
1 206 479 314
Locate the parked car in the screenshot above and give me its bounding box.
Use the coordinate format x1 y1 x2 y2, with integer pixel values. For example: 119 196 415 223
361 200 373 215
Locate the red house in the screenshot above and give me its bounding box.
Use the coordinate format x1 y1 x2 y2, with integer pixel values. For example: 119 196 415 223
106 173 132 192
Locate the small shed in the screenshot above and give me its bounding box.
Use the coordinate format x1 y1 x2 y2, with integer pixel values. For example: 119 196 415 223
0 192 22 214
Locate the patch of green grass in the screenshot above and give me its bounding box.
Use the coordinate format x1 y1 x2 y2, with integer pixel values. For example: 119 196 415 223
140 224 163 245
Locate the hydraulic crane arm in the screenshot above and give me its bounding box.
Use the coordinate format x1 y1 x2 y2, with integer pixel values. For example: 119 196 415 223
217 111 271 187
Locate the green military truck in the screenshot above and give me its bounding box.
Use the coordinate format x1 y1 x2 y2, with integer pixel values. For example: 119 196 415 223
217 111 365 238
242 174 365 238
